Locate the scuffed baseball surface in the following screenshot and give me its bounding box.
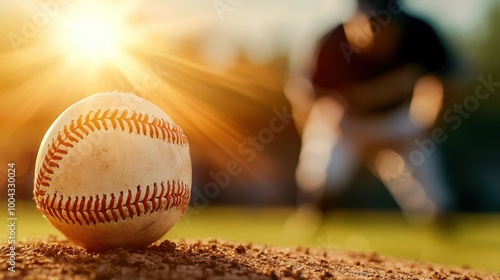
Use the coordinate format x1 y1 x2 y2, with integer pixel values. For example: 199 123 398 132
33 91 191 251
1 238 497 280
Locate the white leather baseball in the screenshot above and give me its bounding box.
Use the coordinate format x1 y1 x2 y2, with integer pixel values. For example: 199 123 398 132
33 91 191 251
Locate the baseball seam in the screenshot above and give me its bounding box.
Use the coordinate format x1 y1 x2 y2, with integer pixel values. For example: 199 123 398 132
37 180 190 226
34 108 190 225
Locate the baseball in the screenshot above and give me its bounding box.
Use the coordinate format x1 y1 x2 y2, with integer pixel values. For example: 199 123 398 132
33 91 191 251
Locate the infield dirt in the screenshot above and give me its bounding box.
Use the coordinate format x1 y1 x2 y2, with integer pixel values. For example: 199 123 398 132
1 237 498 280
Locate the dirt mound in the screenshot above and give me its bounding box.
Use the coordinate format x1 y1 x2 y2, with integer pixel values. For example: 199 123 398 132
1 238 498 280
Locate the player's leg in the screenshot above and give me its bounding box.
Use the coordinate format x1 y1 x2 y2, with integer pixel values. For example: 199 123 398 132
290 123 360 239
294 97 359 210
403 144 455 213
324 137 361 199
372 140 455 218
370 146 437 216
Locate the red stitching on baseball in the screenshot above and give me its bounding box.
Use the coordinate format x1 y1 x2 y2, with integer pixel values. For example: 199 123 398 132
34 109 188 198
36 180 190 226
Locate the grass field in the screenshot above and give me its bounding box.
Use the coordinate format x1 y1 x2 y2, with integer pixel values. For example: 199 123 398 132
3 201 500 273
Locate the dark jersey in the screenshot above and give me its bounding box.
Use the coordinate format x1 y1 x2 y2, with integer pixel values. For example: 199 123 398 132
312 14 450 93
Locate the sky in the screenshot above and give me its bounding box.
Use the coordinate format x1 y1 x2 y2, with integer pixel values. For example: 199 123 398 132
404 0 489 37
153 0 492 68
1 0 491 67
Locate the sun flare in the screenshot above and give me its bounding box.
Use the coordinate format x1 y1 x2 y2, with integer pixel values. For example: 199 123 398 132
62 17 120 57
1 0 284 176
51 1 132 68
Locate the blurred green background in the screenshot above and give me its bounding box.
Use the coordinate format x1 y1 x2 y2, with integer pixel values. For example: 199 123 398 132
1 0 500 274
2 202 499 272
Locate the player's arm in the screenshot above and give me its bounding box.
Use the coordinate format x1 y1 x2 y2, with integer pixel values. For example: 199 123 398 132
284 74 316 135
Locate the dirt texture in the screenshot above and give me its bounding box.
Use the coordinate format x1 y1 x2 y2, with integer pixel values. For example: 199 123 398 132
1 237 498 280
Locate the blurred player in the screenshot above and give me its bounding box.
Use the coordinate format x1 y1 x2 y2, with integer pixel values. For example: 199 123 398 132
285 0 458 224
